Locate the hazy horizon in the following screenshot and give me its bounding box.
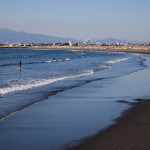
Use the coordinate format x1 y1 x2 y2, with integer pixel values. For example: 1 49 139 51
1 0 150 42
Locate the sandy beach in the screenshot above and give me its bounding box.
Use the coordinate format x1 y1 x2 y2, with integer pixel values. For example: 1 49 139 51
68 99 150 150
66 54 150 150
66 57 150 150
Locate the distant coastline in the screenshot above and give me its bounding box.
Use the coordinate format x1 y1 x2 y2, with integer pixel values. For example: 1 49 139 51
1 44 150 54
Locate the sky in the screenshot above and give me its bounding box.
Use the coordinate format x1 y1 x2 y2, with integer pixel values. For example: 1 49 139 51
0 0 150 41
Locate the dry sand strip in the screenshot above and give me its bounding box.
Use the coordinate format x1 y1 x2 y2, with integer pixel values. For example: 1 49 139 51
67 99 150 150
1 46 150 55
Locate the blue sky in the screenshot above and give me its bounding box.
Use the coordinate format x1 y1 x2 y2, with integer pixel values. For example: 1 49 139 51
0 0 150 41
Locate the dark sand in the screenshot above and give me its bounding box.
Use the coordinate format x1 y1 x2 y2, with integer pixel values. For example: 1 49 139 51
67 99 150 150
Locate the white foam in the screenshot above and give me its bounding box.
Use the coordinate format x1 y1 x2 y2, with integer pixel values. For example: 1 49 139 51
105 57 129 65
23 56 29 58
65 58 70 61
0 70 94 95
70 50 80 52
45 60 52 63
99 65 112 70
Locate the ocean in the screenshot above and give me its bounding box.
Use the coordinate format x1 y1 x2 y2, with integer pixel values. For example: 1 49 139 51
0 48 149 150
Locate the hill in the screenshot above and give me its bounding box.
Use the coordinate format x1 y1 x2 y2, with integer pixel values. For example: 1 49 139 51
92 37 127 44
0 29 79 44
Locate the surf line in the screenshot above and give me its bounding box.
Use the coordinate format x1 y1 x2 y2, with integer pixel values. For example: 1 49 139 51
0 70 94 95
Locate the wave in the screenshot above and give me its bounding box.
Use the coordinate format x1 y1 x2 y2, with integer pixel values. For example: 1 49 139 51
0 76 105 121
65 58 70 61
98 65 112 70
44 58 70 63
23 56 31 58
0 70 94 95
45 60 52 63
70 50 81 52
104 57 129 65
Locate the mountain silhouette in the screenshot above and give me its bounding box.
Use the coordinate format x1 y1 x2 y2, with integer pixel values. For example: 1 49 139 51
0 29 79 44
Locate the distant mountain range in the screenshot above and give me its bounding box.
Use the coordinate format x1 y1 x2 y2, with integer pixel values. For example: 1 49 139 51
1 28 147 44
92 37 127 44
92 38 150 44
0 29 79 44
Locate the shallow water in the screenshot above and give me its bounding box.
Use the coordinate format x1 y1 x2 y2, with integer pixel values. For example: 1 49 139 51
0 49 145 118
0 49 150 149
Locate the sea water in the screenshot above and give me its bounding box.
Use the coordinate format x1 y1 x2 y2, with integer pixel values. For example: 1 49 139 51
0 48 149 149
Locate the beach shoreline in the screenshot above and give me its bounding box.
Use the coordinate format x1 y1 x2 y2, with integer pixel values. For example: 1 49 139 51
1 45 150 54
0 47 150 149
60 48 150 150
67 99 150 150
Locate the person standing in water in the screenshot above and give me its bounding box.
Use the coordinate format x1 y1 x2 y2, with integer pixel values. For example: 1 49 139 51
19 60 21 69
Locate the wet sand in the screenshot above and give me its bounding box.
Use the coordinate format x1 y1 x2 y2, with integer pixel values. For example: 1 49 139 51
64 50 150 150
67 61 150 150
68 99 150 150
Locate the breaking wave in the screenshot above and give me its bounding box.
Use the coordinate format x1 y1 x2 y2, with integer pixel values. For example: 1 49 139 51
0 70 94 95
104 57 129 65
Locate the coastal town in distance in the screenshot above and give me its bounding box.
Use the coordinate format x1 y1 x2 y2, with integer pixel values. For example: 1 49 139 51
1 40 150 54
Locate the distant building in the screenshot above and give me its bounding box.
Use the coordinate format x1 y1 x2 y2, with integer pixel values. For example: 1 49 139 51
116 42 120 46
53 43 69 46
31 43 34 47
84 39 90 44
69 41 73 46
9 43 17 47
17 43 24 47
9 44 14 47
53 43 61 46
